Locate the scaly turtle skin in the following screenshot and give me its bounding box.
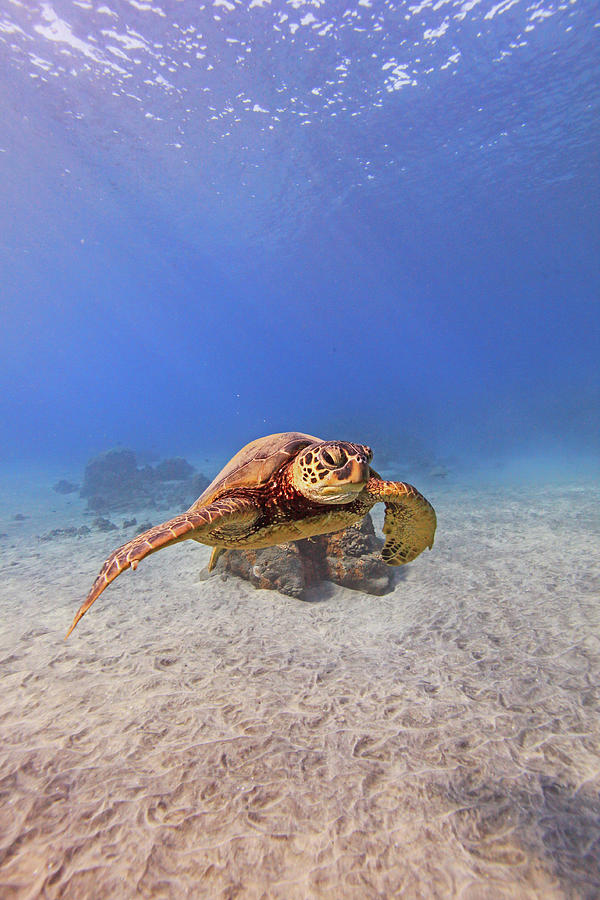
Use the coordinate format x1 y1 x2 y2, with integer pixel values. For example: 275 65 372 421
66 432 437 636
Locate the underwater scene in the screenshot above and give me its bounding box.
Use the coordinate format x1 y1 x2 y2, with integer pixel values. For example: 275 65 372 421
1 0 599 897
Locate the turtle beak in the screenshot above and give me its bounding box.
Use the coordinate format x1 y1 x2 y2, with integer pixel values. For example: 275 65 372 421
335 459 370 484
321 483 364 495
321 459 369 497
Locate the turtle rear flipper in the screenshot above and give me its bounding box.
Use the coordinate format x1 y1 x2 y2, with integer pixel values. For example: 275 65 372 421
66 497 258 637
207 547 226 571
365 478 436 565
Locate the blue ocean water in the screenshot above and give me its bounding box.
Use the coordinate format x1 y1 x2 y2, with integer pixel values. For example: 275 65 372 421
1 0 598 478
2 5 600 897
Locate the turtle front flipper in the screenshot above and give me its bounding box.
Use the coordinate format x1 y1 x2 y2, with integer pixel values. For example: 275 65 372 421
364 478 436 566
66 497 258 637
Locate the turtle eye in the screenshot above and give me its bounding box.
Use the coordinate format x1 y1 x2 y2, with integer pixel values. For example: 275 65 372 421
321 448 345 468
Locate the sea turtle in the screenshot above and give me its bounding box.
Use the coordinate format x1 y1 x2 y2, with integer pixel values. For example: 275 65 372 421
66 432 437 636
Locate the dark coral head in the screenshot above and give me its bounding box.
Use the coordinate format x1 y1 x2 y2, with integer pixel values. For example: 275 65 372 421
291 440 372 504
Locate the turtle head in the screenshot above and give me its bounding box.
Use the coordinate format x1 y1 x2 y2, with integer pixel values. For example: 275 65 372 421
292 441 373 505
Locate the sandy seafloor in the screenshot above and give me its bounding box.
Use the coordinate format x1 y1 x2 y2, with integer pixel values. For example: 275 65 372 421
0 464 599 899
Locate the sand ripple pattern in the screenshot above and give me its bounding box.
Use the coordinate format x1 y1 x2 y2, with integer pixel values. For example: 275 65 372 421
1 483 599 898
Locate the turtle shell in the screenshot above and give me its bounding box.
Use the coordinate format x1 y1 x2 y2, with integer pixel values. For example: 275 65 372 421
192 432 321 508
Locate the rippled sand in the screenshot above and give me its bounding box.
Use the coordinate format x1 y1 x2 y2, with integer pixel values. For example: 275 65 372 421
1 478 599 898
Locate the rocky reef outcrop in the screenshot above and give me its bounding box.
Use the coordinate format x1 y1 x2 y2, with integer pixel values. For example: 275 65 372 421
80 448 210 513
210 513 393 598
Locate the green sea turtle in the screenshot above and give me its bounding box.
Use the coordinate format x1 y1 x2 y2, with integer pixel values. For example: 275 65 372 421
66 432 436 636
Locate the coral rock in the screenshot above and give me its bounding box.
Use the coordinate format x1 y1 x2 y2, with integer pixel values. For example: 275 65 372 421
80 448 210 513
211 513 393 598
53 479 79 494
152 457 196 481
